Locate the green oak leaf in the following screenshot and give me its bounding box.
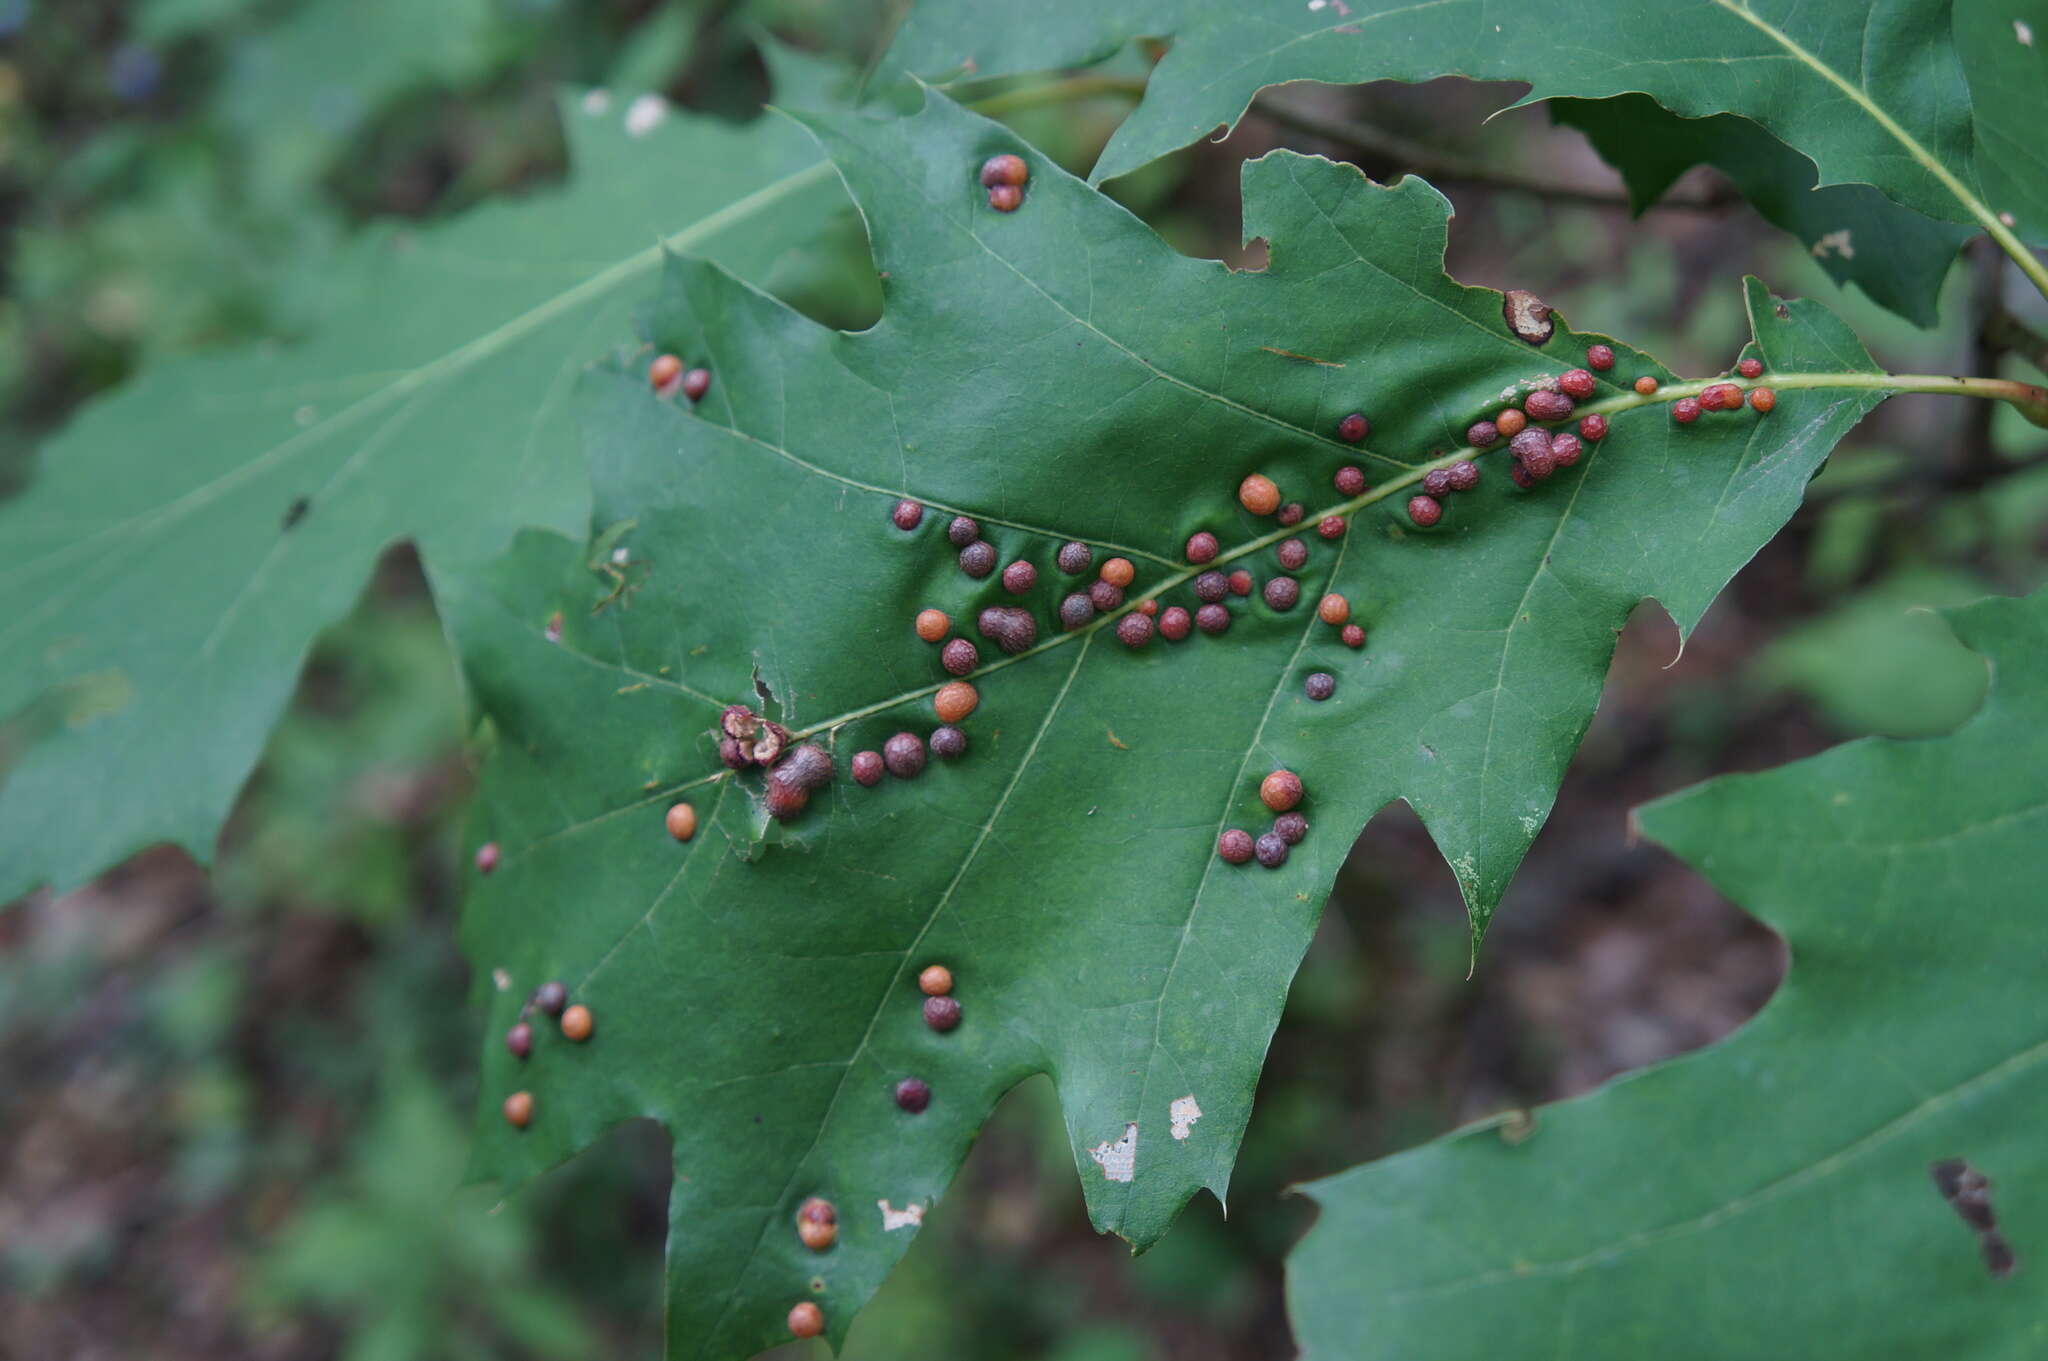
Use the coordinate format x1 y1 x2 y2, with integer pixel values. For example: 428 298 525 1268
448 87 1895 1357
0 92 847 903
1288 586 2047 1359
1954 0 2048 239
885 0 2046 275
1551 96 1974 328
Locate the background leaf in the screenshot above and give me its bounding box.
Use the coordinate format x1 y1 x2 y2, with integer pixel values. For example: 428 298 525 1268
0 90 848 902
449 87 1893 1356
1550 96 1974 328
1287 586 2046 1360
885 0 2044 287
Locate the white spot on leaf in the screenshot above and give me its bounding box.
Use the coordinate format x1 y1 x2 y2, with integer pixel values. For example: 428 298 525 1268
877 1199 925 1231
582 89 611 115
1169 1095 1202 1140
2016 19 2033 45
1090 1123 1138 1182
492 968 511 991
625 94 668 138
1813 229 1855 260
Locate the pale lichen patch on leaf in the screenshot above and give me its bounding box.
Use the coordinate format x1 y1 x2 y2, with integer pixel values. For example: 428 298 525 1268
1813 229 1855 259
2015 19 2034 45
877 1200 925 1231
1090 1123 1139 1182
625 94 668 137
1170 1095 1202 1141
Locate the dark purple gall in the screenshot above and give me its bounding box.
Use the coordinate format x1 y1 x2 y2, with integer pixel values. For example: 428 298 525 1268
1303 672 1335 701
506 1023 533 1060
1524 389 1574 422
1195 603 1231 635
1194 570 1229 603
1001 560 1038 594
1088 580 1124 613
773 744 835 791
1060 592 1095 630
1466 420 1500 448
852 751 884 787
1186 532 1219 564
924 995 962 1031
1277 502 1305 527
894 1077 932 1113
977 606 1037 654
1254 832 1289 868
883 732 927 778
766 780 809 820
1116 613 1155 648
681 368 711 402
1334 465 1367 496
534 982 568 1017
1549 432 1583 468
719 736 751 770
892 499 923 531
947 516 980 547
930 725 967 759
1422 468 1453 498
1276 538 1308 571
1407 495 1443 527
1510 461 1536 489
1337 414 1369 444
1264 576 1300 610
1057 541 1092 574
1273 811 1308 845
959 541 997 577
1446 460 1479 491
942 638 979 675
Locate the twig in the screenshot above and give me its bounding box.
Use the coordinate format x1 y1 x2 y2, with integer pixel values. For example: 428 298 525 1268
1985 309 2048 375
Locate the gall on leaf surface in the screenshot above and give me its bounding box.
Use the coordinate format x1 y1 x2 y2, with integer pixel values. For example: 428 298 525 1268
0 88 850 903
886 0 2048 299
1289 588 2048 1360
449 88 1891 1358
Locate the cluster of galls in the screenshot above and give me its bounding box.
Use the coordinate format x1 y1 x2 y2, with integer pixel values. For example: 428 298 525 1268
500 979 596 1131
979 153 1028 213
1449 363 1605 511
715 704 844 821
1218 769 1308 869
647 353 712 402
